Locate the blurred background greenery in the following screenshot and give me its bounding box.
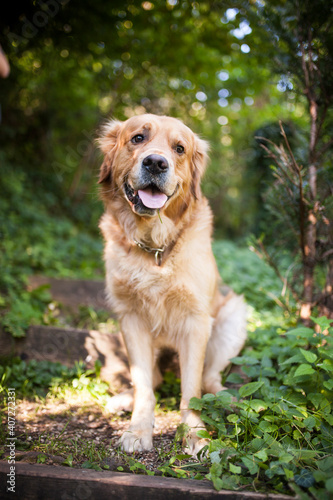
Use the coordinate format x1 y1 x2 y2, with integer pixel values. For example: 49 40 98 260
1 0 311 237
0 0 332 335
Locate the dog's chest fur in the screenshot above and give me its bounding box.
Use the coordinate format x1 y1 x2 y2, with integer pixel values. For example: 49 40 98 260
101 201 218 340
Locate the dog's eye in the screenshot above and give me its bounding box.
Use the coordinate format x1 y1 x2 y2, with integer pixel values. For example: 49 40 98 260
131 134 145 144
176 144 185 154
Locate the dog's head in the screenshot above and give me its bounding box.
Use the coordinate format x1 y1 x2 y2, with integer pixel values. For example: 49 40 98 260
98 114 209 218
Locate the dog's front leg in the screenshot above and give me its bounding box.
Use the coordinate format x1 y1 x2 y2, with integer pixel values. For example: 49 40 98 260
119 314 155 452
178 316 212 456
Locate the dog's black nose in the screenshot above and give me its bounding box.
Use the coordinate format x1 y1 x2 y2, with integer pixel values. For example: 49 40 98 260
142 154 169 174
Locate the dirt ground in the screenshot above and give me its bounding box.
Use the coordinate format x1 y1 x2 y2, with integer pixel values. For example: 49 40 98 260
1 396 184 474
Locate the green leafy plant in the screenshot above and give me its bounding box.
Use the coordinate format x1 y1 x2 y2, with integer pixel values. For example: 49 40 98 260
189 317 333 495
0 358 107 399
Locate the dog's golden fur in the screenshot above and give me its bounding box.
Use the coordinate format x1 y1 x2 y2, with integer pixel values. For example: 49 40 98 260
98 114 247 455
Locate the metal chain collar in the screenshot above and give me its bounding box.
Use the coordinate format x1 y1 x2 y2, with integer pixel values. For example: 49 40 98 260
134 240 165 266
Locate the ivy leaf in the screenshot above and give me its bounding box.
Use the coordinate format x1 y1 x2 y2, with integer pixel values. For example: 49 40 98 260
239 381 264 398
294 469 315 488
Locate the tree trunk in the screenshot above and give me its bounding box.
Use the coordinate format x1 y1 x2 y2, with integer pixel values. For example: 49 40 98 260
319 258 333 319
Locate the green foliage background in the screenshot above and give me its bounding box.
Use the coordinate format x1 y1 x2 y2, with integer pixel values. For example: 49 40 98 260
1 2 333 496
1 0 312 237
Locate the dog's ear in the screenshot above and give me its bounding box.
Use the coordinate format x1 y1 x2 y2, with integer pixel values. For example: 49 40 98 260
97 120 122 184
190 136 209 200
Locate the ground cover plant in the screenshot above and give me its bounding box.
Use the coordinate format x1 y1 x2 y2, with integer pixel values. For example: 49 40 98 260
189 317 333 497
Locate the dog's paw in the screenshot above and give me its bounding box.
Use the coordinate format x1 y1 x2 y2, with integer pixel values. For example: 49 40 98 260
120 426 153 452
105 389 134 414
183 432 209 458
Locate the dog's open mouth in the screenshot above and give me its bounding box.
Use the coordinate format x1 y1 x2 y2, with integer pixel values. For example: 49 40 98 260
124 182 168 211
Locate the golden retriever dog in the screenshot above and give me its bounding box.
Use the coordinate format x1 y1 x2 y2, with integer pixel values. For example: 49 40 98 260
98 114 247 456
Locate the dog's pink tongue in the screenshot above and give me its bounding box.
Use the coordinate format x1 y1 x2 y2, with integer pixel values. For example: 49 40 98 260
138 188 168 209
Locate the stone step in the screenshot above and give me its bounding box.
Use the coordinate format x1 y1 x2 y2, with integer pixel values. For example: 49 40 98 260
28 276 108 310
0 325 130 391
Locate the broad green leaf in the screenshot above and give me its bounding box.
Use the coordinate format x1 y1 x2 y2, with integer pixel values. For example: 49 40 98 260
259 421 278 433
189 397 203 411
210 463 223 491
196 429 211 439
293 429 302 439
308 393 326 409
326 477 333 493
254 449 268 462
321 359 333 372
239 381 264 398
283 467 294 480
294 363 315 377
209 439 225 453
225 373 243 384
294 469 315 488
216 391 234 405
62 454 74 467
210 451 221 464
229 463 242 474
278 452 293 463
310 316 333 332
227 414 239 423
299 348 317 364
285 327 314 338
241 456 259 475
249 399 268 412
281 354 305 365
303 416 316 429
323 379 333 390
290 449 317 460
203 393 216 401
230 356 259 365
